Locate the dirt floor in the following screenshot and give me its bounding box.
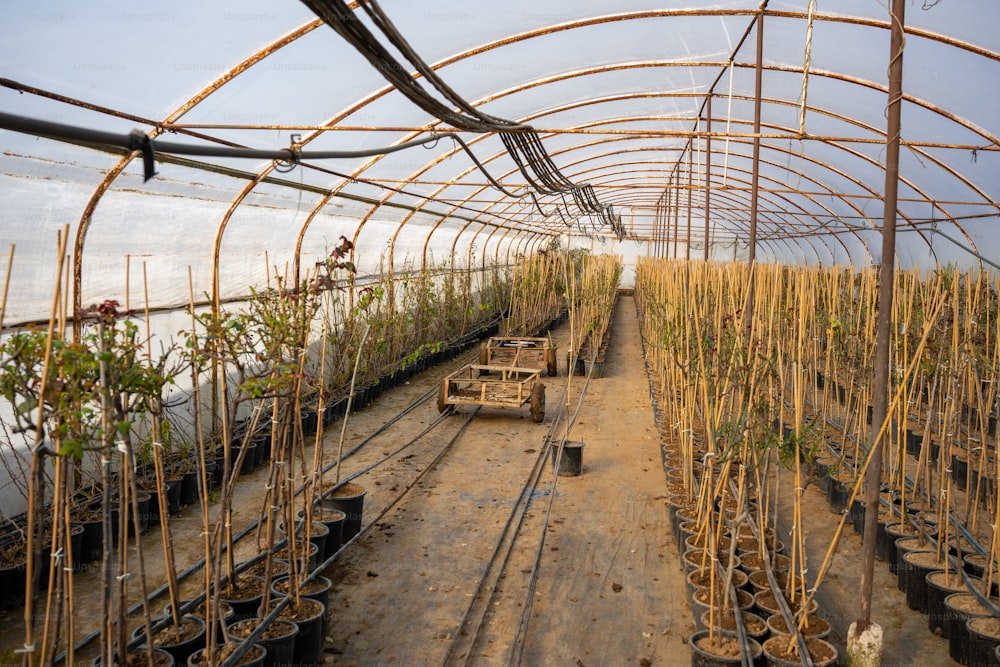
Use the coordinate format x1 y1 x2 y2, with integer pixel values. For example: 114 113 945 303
0 294 969 666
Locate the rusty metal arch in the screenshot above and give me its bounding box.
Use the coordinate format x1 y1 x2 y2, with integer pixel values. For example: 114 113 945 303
69 20 324 335
316 63 989 268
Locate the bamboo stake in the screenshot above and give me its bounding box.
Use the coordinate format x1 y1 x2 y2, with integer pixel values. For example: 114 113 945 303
0 244 13 331
23 225 69 667
143 263 182 634
334 323 371 486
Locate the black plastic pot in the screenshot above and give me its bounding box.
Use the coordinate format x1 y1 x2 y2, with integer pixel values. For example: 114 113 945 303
132 615 206 665
828 475 851 513
299 506 345 560
895 539 932 594
905 428 923 456
163 601 234 639
158 479 180 517
0 553 27 611
951 453 969 491
227 618 297 667
903 551 945 613
132 490 153 535
92 647 175 666
237 444 258 476
321 483 366 542
210 455 226 489
967 616 1000 667
300 408 319 437
79 517 104 563
549 440 585 476
179 470 200 507
926 569 967 638
275 597 325 666
944 592 994 665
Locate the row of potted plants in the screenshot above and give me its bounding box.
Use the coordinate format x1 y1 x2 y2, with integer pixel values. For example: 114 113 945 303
636 259 839 666
0 238 519 665
635 257 1000 666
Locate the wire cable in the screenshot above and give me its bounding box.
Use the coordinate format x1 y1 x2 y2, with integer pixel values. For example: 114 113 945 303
298 0 623 236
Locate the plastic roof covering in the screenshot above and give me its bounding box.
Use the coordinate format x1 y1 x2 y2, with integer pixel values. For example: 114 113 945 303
1 0 1000 326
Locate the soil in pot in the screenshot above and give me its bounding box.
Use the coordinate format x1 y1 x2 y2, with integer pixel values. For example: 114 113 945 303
700 608 769 642
93 647 175 666
748 569 789 594
221 574 267 620
967 616 1000 667
926 569 967 638
227 617 298 667
271 574 332 611
687 567 748 591
739 551 790 575
187 642 266 666
272 541 319 573
762 635 837 667
689 629 762 667
766 612 831 639
894 537 932 592
691 587 754 625
240 557 291 579
320 482 366 542
944 592 996 665
753 589 817 618
132 615 206 666
281 520 330 563
163 600 235 633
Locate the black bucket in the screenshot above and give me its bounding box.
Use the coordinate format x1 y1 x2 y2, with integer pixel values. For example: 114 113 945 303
550 440 585 476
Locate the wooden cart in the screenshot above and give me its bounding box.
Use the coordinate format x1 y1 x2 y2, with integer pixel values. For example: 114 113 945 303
437 364 545 422
479 336 558 376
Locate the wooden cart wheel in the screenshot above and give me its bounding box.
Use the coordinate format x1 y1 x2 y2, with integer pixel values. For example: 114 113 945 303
437 380 449 413
545 348 558 376
530 382 545 423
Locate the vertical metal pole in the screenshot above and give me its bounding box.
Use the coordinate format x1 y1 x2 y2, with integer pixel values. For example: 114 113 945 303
704 97 713 262
686 154 693 261
859 0 905 632
671 169 680 260
745 10 764 324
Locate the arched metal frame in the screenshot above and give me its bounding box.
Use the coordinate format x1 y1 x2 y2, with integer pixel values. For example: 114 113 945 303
52 4 1000 327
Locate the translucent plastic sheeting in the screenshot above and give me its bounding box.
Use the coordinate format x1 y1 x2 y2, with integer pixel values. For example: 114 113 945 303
2 0 1000 330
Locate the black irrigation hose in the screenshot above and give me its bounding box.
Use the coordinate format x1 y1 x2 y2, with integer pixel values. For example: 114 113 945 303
298 0 621 231
443 438 553 667
0 110 521 199
507 345 602 666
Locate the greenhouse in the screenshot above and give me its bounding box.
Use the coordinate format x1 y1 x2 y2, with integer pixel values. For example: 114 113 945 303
1 0 999 665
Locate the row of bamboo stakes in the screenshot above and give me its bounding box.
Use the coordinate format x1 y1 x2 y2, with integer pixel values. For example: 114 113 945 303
635 258 1000 657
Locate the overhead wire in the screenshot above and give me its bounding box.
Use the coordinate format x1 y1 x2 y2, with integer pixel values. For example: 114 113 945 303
298 0 624 239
